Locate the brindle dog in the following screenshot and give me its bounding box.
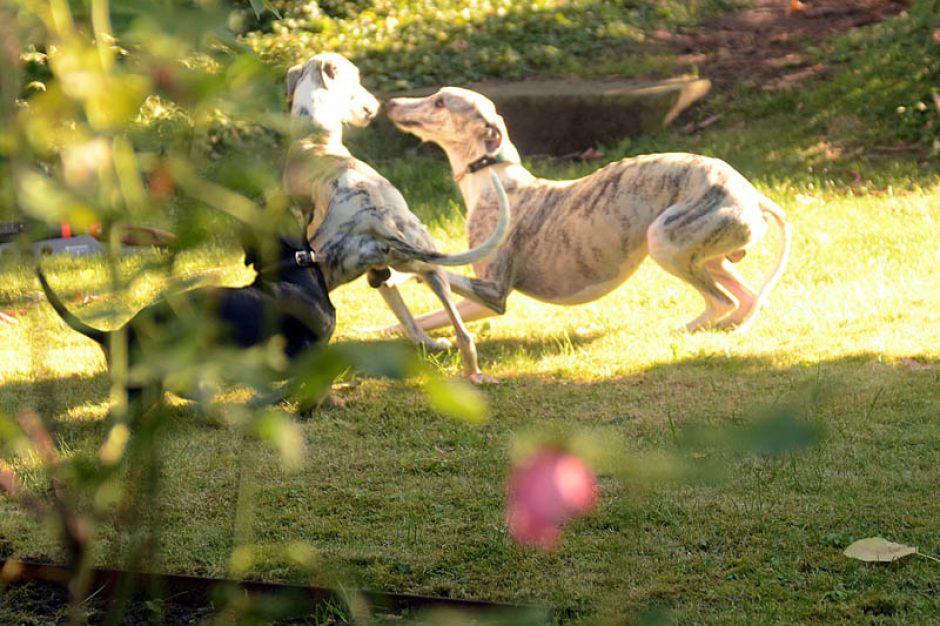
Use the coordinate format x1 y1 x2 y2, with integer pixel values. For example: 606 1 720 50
283 55 510 383
382 87 791 333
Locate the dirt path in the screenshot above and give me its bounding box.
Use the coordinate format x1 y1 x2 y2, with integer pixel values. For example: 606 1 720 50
652 0 912 92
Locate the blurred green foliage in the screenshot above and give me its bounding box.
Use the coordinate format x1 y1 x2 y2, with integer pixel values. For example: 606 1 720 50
0 2 488 622
0 0 931 622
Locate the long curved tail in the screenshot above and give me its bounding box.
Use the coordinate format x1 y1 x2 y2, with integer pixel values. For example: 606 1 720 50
36 268 109 348
386 169 510 266
752 197 792 312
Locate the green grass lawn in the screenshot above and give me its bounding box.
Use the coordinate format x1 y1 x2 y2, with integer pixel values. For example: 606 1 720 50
3 1 940 623
244 0 746 91
2 129 939 623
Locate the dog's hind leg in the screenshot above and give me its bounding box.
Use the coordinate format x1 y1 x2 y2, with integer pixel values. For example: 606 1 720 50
445 273 509 315
378 272 506 336
648 234 739 332
376 284 452 351
649 197 763 331
387 298 498 335
677 261 739 332
705 258 759 330
422 269 495 384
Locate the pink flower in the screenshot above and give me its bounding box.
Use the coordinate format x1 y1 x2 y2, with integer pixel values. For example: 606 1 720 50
506 448 598 550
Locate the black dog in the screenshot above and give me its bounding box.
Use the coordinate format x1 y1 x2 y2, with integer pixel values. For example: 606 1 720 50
37 236 336 416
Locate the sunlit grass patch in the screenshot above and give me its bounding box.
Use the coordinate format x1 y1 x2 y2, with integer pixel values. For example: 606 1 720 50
245 0 744 90
2 153 939 621
5 19 940 619
61 401 110 424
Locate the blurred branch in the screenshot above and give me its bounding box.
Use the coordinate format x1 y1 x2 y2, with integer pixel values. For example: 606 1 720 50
0 466 49 519
168 156 262 224
49 0 76 37
91 0 115 72
0 410 93 626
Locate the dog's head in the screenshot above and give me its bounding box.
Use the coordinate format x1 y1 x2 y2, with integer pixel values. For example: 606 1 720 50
242 234 336 345
385 87 517 165
286 53 379 130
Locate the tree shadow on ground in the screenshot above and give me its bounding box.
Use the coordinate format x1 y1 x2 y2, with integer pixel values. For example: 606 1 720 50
4 341 937 429
479 351 940 431
2 349 938 623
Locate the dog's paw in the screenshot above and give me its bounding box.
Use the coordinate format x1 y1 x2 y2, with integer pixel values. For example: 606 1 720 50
465 372 499 385
421 337 452 352
319 392 346 410
297 391 345 417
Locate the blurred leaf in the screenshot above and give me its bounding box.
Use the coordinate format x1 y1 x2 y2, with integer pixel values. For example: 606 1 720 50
247 0 281 20
98 424 130 465
247 0 266 19
732 407 821 458
844 537 918 562
0 411 25 448
85 74 151 131
253 409 304 472
16 169 102 224
289 349 354 410
283 540 319 571
675 405 821 462
334 342 424 380
424 377 488 424
228 544 254 577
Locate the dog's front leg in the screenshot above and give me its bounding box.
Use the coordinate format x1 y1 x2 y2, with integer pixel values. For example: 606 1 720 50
376 283 452 351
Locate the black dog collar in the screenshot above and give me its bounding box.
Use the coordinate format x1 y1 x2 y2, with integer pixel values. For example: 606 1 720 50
257 250 318 275
466 155 502 174
294 250 317 267
457 148 517 181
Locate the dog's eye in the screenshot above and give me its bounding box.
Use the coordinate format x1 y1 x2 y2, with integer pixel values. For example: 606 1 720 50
434 97 445 109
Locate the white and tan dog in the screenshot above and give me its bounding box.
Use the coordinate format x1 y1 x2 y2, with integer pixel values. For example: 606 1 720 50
283 56 510 383
383 87 791 334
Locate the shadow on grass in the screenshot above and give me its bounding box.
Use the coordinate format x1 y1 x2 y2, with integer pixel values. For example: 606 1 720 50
2 347 939 621
5 342 938 422
0 372 110 418
333 331 608 367
473 330 607 362
0 370 215 445
4 342 937 464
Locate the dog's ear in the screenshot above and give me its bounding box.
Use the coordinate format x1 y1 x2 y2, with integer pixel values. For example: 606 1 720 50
476 113 520 162
286 63 305 108
316 57 338 86
482 122 503 155
475 115 504 156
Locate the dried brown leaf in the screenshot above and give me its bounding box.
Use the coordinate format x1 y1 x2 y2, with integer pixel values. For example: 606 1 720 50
844 537 917 562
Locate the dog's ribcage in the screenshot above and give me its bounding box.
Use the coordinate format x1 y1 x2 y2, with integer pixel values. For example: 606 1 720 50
466 153 764 305
302 162 441 289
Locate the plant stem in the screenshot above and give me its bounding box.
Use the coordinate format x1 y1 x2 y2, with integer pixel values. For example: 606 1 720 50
91 0 114 71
